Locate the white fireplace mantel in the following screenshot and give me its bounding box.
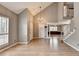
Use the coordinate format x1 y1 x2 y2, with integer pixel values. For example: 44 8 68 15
38 20 72 38
47 20 71 25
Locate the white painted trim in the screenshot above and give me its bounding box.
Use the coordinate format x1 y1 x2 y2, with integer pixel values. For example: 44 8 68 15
64 29 76 40
18 42 28 44
0 42 18 53
33 37 51 39
33 37 42 39
0 40 32 53
47 20 71 25
18 40 31 45
64 41 79 51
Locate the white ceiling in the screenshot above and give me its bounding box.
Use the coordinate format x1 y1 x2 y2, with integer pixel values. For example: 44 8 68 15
0 2 52 16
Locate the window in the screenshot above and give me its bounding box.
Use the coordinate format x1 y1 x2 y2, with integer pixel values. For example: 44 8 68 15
0 16 9 46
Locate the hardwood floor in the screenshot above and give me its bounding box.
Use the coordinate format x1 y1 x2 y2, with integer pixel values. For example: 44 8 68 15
0 38 79 56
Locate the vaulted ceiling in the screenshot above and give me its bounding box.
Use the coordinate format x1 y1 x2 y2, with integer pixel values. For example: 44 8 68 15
0 2 52 16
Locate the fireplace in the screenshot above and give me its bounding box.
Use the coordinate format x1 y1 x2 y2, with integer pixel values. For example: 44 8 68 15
44 24 64 37
39 21 71 38
48 31 64 35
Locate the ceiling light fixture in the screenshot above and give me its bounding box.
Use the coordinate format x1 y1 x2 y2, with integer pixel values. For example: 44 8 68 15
38 2 47 25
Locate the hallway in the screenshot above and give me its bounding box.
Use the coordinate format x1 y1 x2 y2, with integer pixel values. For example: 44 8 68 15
0 38 79 56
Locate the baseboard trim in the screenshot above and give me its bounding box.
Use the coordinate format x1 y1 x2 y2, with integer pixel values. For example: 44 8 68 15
33 37 50 39
18 42 28 44
64 41 79 51
64 29 76 40
0 42 18 53
33 37 40 39
18 41 31 45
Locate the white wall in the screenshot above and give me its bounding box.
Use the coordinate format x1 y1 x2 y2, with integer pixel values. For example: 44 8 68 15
64 2 79 50
0 4 18 48
19 9 33 43
27 9 33 41
33 3 58 37
58 2 64 21
19 9 28 42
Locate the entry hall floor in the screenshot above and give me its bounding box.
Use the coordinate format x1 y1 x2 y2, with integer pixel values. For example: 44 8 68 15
0 38 79 56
